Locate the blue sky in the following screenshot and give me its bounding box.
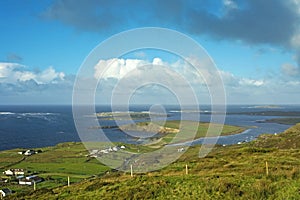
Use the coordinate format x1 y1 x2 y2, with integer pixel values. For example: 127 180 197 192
1 0 300 105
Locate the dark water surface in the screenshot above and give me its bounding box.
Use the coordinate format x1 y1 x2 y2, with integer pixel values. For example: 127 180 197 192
0 105 299 150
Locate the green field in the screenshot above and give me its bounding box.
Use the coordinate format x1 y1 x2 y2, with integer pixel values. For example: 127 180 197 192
2 123 300 199
121 120 245 147
0 142 110 193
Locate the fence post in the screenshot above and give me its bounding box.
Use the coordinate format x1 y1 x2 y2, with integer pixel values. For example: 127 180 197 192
266 161 269 176
185 164 188 175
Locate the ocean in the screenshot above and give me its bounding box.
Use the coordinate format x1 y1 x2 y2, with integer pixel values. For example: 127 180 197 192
0 104 299 151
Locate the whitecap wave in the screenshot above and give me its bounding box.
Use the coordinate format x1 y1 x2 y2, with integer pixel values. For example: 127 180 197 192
0 112 15 115
19 112 58 116
0 112 58 118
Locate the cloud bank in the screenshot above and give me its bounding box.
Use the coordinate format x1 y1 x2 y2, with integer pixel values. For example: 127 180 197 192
92 57 300 104
43 0 300 47
0 62 73 104
0 63 65 84
1 56 299 104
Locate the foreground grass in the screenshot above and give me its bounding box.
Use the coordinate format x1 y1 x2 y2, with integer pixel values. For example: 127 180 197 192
3 123 300 199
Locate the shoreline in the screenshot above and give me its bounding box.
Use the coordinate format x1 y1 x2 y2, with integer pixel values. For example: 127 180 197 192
0 119 292 152
167 128 252 147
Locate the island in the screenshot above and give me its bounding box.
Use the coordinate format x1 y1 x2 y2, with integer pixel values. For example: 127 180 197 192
96 111 169 120
119 120 246 148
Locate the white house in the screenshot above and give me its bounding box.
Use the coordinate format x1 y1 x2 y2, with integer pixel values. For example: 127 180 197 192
108 147 113 152
19 175 42 185
90 149 99 154
100 149 109 154
3 169 25 176
24 150 35 156
0 188 12 197
112 146 119 151
3 169 13 176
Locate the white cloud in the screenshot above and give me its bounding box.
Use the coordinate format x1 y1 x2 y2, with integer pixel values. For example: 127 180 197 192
0 63 23 79
35 66 65 84
223 0 238 9
0 62 73 104
287 80 300 86
94 58 147 80
291 0 300 13
0 63 65 84
94 57 267 89
15 71 36 82
239 78 264 87
281 63 300 76
0 57 299 104
218 70 238 86
290 33 300 48
93 57 279 105
94 57 211 86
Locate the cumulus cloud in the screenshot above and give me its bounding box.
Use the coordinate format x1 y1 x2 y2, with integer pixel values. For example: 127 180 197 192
94 57 267 87
239 78 264 87
0 62 74 104
219 70 265 87
281 63 300 76
219 70 300 104
0 63 21 79
35 67 65 84
92 57 300 104
94 58 147 80
0 63 65 84
93 57 274 104
223 0 238 10
94 57 215 87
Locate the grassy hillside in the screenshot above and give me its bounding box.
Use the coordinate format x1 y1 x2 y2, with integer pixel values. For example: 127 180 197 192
3 124 300 199
254 123 300 149
264 117 300 125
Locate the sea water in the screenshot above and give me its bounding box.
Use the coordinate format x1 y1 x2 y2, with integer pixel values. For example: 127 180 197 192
0 105 298 151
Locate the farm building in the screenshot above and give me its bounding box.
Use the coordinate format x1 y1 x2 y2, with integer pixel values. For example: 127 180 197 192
19 175 43 186
24 150 36 156
3 169 25 176
0 188 12 197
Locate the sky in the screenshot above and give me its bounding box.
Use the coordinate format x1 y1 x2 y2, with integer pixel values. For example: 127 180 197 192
1 0 300 105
